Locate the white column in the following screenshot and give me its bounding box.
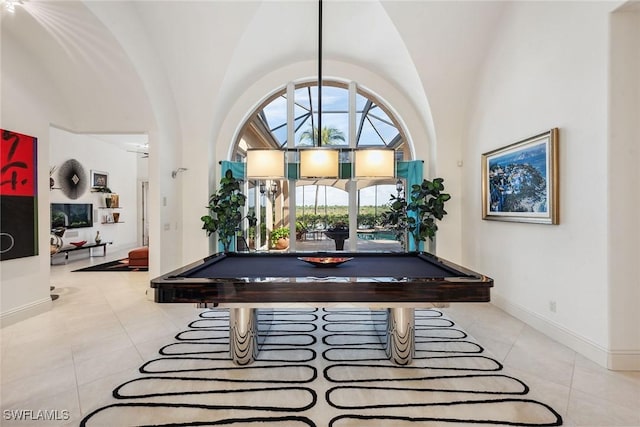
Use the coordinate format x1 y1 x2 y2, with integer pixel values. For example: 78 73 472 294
266 183 273 247
255 183 262 249
242 179 249 250
348 81 358 251
348 181 358 251
287 82 296 251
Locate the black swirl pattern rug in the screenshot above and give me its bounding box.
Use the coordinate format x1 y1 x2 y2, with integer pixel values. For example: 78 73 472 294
80 309 563 426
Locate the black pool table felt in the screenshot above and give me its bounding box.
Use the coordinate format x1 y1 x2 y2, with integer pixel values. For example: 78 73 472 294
178 253 469 279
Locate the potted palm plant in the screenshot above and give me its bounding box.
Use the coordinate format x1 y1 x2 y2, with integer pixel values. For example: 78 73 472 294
201 169 247 252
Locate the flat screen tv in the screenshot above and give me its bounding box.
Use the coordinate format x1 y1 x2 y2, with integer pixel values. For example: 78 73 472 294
51 203 93 229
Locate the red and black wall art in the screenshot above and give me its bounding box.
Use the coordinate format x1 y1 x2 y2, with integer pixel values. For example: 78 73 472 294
1 129 39 261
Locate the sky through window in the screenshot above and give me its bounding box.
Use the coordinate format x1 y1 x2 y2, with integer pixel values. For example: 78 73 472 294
261 84 401 148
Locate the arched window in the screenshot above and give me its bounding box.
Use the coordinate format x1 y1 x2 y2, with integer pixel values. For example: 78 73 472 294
256 83 404 149
234 81 407 252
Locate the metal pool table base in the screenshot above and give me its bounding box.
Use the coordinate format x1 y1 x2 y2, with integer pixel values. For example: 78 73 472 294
229 306 415 365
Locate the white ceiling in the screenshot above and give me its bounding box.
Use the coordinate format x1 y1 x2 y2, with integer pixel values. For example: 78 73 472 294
1 1 508 152
2 0 153 133
88 133 149 154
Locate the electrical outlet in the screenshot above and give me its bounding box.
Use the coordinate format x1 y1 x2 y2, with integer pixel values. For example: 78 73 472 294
549 300 557 313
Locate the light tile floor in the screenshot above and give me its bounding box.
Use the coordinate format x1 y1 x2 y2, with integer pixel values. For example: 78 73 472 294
1 245 639 426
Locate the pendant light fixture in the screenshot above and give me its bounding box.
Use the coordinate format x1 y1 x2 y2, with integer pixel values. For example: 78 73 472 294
298 0 340 179
247 0 395 181
246 149 286 179
354 148 395 178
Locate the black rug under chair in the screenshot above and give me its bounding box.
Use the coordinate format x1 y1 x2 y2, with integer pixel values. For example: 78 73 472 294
80 308 563 426
72 258 148 272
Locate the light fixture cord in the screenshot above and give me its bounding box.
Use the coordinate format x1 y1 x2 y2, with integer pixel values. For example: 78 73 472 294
317 0 323 147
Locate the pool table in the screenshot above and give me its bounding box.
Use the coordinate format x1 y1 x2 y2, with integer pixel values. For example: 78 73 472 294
150 251 493 365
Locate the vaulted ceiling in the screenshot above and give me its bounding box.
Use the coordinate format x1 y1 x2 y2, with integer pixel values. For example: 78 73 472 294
1 1 507 150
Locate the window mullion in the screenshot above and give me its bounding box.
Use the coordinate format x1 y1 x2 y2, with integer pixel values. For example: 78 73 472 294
287 82 296 251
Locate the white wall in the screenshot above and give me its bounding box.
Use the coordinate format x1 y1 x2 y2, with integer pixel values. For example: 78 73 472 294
49 127 139 254
464 1 631 368
608 5 640 369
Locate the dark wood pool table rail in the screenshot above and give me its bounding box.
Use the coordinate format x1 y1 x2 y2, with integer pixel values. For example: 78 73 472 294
150 252 493 305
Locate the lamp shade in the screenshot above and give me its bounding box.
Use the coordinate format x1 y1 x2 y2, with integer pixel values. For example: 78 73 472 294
299 149 340 178
354 149 395 178
246 149 286 179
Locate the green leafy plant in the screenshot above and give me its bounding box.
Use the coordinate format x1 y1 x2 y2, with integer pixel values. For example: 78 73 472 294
382 178 451 251
381 194 409 248
201 169 247 252
270 226 290 247
246 210 257 239
295 221 308 240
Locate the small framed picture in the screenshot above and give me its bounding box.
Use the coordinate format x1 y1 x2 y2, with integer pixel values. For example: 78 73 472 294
482 128 559 224
91 170 108 189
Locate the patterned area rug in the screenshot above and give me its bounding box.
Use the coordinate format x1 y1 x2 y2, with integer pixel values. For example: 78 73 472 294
80 309 563 426
72 258 148 272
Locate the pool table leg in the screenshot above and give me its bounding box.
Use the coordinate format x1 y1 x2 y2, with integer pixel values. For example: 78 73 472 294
386 307 415 365
229 307 258 365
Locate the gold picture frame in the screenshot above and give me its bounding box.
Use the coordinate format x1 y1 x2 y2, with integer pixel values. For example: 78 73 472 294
482 128 559 224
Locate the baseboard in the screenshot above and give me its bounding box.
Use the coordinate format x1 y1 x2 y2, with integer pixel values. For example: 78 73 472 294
492 294 639 371
0 297 52 328
607 350 640 371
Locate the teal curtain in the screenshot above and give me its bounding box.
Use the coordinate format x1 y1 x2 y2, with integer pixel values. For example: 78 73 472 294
396 160 424 251
220 160 245 180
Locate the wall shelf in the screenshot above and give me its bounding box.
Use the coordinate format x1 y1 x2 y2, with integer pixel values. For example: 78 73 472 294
98 206 123 223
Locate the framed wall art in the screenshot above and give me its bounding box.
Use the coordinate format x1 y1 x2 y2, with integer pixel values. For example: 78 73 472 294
482 128 559 224
91 170 108 189
1 129 39 261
